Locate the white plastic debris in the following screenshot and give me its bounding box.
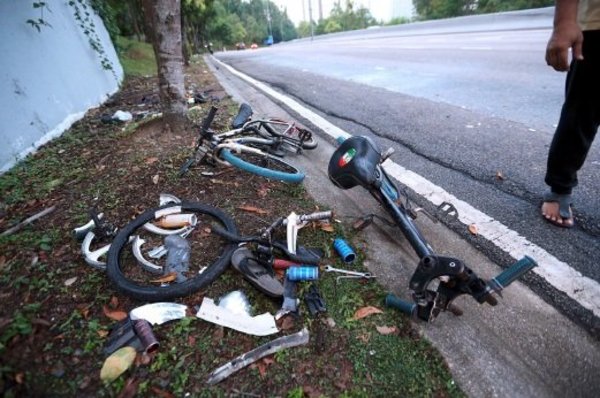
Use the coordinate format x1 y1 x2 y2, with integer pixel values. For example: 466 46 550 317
113 110 133 122
197 297 278 336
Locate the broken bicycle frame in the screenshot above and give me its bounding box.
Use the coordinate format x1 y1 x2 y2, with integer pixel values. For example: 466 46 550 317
328 136 537 322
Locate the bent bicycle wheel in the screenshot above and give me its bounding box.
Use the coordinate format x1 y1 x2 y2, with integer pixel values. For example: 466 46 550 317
106 202 238 301
220 148 305 183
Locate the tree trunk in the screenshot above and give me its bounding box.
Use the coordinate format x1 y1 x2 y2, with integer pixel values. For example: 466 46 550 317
142 0 187 133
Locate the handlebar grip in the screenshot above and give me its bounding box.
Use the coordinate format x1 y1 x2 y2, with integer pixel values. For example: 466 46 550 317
490 256 537 291
385 294 416 316
282 211 333 225
201 106 218 133
301 211 333 222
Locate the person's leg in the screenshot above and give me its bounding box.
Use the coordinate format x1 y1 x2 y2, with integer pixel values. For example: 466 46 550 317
542 30 600 227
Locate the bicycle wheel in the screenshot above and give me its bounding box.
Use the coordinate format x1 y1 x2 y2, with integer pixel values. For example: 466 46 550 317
220 148 305 183
106 202 238 301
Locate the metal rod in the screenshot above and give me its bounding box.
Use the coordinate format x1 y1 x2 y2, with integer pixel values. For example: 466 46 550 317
379 186 433 259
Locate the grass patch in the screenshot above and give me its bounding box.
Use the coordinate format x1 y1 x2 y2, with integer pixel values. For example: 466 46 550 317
116 36 157 77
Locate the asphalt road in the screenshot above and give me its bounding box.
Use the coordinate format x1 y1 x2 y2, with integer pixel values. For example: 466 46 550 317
204 53 600 397
212 7 600 338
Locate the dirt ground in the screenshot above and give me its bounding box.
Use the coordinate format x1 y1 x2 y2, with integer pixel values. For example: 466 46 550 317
0 60 462 397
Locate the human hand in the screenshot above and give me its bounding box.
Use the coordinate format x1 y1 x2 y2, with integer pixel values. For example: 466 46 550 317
545 22 584 71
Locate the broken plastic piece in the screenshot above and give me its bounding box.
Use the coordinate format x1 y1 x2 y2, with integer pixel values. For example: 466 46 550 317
129 302 188 325
206 328 309 385
196 297 278 336
159 193 182 206
218 291 252 316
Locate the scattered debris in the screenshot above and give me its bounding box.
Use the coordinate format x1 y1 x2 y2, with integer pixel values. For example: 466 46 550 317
218 291 252 316
64 277 77 286
495 170 505 180
468 224 479 235
196 297 279 336
376 325 398 335
0 206 56 236
333 238 356 264
100 346 137 382
206 328 310 385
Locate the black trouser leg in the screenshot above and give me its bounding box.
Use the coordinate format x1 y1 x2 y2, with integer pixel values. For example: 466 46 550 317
545 30 600 195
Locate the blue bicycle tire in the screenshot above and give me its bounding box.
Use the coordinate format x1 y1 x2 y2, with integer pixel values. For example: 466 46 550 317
220 148 305 183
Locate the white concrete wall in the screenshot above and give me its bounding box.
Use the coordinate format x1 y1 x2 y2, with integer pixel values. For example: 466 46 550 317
0 0 124 173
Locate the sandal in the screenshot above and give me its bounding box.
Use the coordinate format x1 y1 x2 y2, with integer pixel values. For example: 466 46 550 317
231 247 284 298
541 191 574 229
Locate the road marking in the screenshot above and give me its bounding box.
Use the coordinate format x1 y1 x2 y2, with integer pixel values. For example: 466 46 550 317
212 57 600 318
460 46 493 50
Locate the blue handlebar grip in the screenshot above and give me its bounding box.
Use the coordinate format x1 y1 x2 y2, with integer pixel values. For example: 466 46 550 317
385 294 416 316
336 136 347 145
491 256 538 290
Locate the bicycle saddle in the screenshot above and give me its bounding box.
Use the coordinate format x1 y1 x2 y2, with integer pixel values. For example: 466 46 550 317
328 135 381 190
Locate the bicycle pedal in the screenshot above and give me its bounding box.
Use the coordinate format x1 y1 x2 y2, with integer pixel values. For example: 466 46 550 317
437 201 459 220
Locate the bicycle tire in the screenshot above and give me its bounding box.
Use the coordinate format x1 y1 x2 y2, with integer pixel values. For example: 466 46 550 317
220 148 305 183
106 202 238 301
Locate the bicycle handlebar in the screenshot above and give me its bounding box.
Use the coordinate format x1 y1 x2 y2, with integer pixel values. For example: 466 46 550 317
488 255 537 294
211 226 321 264
202 106 218 134
282 211 333 225
385 256 537 320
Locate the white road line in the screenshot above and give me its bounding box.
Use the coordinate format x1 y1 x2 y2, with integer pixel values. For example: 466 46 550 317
212 57 600 317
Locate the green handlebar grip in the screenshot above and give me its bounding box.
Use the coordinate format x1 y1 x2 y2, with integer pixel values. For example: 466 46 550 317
491 256 537 290
385 294 416 316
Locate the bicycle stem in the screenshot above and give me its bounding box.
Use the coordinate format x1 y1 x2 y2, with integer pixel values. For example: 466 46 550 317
377 181 433 259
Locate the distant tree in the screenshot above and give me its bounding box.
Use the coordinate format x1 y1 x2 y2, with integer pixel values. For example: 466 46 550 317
413 0 554 20
142 0 187 133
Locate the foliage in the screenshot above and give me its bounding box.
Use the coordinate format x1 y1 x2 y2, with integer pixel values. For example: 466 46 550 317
116 36 157 76
412 0 554 20
26 1 52 32
69 0 116 73
298 0 377 38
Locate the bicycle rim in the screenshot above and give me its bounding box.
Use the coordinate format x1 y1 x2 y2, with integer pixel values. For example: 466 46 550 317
106 202 238 301
220 148 305 183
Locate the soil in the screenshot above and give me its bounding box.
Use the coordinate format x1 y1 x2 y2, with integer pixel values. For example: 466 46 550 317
0 61 460 398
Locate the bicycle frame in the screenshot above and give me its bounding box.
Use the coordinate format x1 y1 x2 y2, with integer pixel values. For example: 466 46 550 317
328 135 537 322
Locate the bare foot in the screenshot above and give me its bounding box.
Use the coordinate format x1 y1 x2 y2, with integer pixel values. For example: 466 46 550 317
541 201 574 228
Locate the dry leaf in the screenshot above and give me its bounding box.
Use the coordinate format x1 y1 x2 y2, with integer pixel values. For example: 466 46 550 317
144 157 159 165
103 305 128 321
97 330 109 338
77 305 91 320
468 224 478 235
352 306 383 320
376 325 398 335
319 222 334 232
100 346 137 382
15 372 24 384
357 333 371 343
110 296 119 309
495 170 505 180
152 174 159 185
64 277 77 286
150 272 177 284
150 386 176 398
117 377 139 398
237 205 268 215
279 315 296 331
